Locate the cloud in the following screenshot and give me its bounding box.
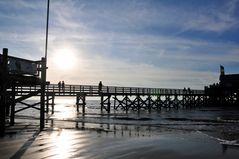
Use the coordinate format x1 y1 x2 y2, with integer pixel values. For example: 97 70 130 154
44 1 239 88
184 11 238 33
181 0 239 33
0 0 238 90
47 51 218 89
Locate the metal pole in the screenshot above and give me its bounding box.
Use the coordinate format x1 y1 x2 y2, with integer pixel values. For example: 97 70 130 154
45 0 50 63
40 58 46 130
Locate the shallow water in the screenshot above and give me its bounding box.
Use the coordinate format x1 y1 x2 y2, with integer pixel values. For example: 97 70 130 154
9 98 239 158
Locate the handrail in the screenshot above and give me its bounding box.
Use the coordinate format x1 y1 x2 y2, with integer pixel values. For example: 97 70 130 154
10 84 204 95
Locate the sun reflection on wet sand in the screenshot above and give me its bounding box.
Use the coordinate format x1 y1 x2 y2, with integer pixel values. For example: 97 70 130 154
23 129 94 159
50 129 77 159
12 99 239 159
21 127 239 159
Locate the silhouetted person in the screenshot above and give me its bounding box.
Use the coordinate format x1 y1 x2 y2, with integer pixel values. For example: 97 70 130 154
62 81 65 92
98 81 102 93
188 87 191 94
58 81 61 92
183 87 186 94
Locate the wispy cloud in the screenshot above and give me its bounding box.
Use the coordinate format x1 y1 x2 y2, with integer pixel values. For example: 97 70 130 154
180 0 239 33
0 0 238 89
35 0 239 88
47 52 218 89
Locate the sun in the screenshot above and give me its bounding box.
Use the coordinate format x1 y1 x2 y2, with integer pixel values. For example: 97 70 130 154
53 47 77 70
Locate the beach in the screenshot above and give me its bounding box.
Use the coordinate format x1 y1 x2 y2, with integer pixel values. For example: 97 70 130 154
1 98 239 159
1 0 239 158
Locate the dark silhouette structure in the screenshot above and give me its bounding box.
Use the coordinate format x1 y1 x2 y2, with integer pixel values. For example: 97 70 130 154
0 48 47 136
0 47 207 136
9 83 204 115
3 47 238 136
205 66 239 106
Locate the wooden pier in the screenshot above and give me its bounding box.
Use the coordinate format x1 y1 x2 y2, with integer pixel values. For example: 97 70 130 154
1 83 205 137
10 84 205 113
1 48 206 136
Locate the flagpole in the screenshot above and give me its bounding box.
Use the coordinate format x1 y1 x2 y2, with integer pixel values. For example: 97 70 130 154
45 0 50 64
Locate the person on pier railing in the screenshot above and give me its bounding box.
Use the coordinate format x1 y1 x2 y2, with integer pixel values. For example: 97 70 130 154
98 81 103 93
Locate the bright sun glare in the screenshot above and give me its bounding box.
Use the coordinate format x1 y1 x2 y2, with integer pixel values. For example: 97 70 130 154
54 47 77 70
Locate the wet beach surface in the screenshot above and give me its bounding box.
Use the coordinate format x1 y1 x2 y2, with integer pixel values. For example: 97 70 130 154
1 99 239 159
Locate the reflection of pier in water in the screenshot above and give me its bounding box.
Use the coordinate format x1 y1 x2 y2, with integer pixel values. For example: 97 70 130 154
46 117 154 138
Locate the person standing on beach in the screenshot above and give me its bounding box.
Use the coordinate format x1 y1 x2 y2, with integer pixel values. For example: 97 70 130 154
62 81 65 92
58 81 61 92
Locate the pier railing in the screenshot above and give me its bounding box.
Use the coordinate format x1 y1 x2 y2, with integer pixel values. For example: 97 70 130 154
10 84 204 96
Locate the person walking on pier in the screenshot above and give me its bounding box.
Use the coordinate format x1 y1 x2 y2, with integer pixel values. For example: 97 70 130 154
98 81 103 93
62 81 65 92
58 81 61 92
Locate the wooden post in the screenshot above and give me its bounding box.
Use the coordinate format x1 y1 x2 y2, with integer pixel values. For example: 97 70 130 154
10 84 16 126
148 95 151 112
82 95 86 114
157 95 161 110
0 48 8 136
101 95 104 111
76 95 79 112
137 95 140 111
51 94 55 114
46 95 49 113
40 57 46 131
125 95 128 111
114 95 116 109
107 95 111 113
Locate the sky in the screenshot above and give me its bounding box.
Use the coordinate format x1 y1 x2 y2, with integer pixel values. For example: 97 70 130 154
0 0 239 89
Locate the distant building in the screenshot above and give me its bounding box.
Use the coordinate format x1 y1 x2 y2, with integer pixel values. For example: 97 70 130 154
205 66 239 107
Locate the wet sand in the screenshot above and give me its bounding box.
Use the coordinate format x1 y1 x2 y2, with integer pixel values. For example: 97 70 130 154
1 120 239 159
23 129 238 159
1 100 239 159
